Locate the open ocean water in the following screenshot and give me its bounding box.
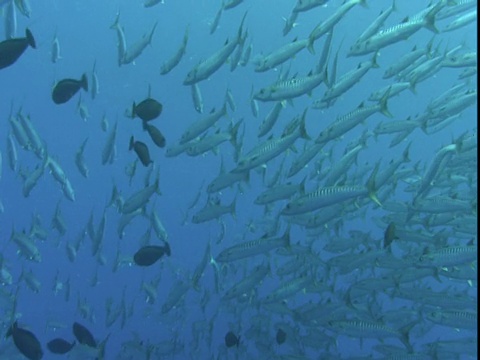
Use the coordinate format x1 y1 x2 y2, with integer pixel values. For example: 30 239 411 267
0 0 477 359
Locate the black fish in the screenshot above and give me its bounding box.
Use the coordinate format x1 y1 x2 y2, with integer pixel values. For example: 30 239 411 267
6 321 43 360
52 74 88 104
132 98 162 121
144 122 166 148
276 328 286 345
225 331 240 348
0 28 36 70
133 243 171 266
129 136 152 167
72 322 97 348
47 338 76 354
383 222 398 249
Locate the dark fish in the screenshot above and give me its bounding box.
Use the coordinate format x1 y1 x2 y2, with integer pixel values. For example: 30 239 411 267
0 28 36 69
6 321 43 360
52 74 88 104
383 222 398 249
144 122 166 148
133 243 171 266
47 338 76 354
132 98 162 121
72 322 97 348
276 328 286 345
129 136 153 167
225 331 240 348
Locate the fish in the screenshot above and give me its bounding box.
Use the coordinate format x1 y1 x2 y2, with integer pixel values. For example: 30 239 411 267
225 331 240 348
133 244 171 266
160 25 189 75
6 321 43 360
46 338 76 354
183 12 247 84
50 31 61 63
122 22 157 65
191 83 204 114
0 27 35 69
75 137 89 178
293 0 329 13
144 122 166 148
121 176 160 214
131 98 162 122
144 0 164 7
216 229 290 262
52 74 88 104
129 136 152 167
4 0 17 39
110 12 127 66
275 329 287 345
72 322 97 348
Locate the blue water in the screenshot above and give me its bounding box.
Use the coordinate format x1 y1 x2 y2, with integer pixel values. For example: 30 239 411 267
0 0 477 359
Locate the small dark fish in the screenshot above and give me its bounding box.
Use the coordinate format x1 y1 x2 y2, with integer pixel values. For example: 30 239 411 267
6 321 43 360
0 28 36 69
144 122 166 148
52 74 88 104
72 322 97 348
383 222 398 249
129 136 153 167
133 243 171 266
225 331 240 348
276 328 286 345
132 98 162 121
47 338 76 354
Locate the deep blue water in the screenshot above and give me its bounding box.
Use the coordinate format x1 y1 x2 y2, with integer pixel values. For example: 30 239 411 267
0 0 477 359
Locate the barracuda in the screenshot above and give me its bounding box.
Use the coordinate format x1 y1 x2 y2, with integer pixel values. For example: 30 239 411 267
216 229 290 262
316 91 391 145
254 69 327 102
233 109 309 173
183 12 247 85
281 163 380 216
418 245 477 267
254 37 308 72
222 263 270 300
180 102 227 144
307 0 367 54
347 3 443 57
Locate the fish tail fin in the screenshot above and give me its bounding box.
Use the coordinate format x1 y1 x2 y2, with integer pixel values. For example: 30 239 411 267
379 89 392 118
359 0 368 8
299 108 310 140
131 102 136 119
282 227 291 248
230 197 237 220
109 12 120 29
149 22 158 44
366 161 382 207
237 11 248 41
424 7 439 33
307 37 316 55
26 28 36 49
398 320 417 353
371 51 380 68
402 142 411 162
229 119 242 148
81 73 88 92
129 136 134 151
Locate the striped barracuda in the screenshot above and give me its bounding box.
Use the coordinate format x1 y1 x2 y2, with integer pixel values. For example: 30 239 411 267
215 229 290 262
418 245 477 267
183 12 247 85
347 3 444 56
281 163 380 216
233 109 309 173
315 91 391 145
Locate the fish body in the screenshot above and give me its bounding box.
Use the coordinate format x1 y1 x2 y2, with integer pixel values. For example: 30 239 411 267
129 136 152 167
122 177 159 214
52 74 88 104
216 229 290 262
0 27 35 69
122 22 157 65
133 244 171 266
